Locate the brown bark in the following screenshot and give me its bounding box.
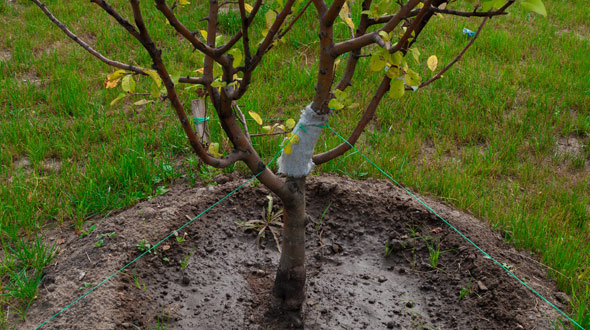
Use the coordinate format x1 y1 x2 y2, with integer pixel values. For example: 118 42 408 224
273 176 307 310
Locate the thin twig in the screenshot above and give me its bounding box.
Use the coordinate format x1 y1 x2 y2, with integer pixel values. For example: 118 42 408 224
418 17 488 89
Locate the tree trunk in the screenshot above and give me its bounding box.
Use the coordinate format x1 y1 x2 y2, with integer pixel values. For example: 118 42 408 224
273 176 307 310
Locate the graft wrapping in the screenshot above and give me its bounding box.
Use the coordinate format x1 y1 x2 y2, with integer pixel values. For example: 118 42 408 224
278 105 328 178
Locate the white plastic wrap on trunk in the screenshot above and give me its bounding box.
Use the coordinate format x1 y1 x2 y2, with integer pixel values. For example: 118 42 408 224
278 105 329 178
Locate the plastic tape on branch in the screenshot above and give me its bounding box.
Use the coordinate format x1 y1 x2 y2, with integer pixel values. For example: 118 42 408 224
277 104 328 178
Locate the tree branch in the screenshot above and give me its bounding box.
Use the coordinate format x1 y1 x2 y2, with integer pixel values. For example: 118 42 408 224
90 0 140 40
278 0 313 40
322 0 346 24
154 0 219 61
313 76 391 165
126 0 243 169
334 0 372 91
31 0 142 74
418 17 489 89
331 0 421 56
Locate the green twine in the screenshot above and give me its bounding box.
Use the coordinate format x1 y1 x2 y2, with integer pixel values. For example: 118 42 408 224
193 117 291 125
323 121 586 330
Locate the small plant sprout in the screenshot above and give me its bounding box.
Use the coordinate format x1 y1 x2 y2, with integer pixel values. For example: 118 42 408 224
79 223 96 238
314 201 332 232
137 239 153 254
384 241 393 258
237 195 283 252
94 240 104 248
180 249 195 272
173 231 187 243
133 267 146 291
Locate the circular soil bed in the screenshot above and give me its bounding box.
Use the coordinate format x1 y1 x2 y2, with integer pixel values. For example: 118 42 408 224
23 175 567 329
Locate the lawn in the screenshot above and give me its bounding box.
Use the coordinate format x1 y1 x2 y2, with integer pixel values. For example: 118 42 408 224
0 0 588 327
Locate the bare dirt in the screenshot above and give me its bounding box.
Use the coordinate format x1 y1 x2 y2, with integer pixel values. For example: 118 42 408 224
22 174 568 329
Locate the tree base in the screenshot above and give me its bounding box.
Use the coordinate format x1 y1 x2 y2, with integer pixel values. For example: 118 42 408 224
273 265 306 311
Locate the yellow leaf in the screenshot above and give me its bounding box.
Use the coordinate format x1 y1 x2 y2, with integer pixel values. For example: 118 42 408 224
262 125 272 133
194 68 204 74
208 142 222 158
110 93 126 106
107 70 126 81
344 17 355 29
290 134 300 145
427 55 438 72
143 69 162 87
339 2 354 29
285 119 296 130
244 3 253 13
200 30 208 40
284 142 292 155
179 0 190 5
248 111 263 125
105 77 121 89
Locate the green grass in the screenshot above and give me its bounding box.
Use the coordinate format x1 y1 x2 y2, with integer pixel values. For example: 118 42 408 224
0 0 589 327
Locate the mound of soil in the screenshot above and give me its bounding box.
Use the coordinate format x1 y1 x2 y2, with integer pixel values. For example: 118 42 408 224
23 175 567 329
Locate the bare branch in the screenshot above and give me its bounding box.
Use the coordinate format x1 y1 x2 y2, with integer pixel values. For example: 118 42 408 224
90 0 140 40
432 6 509 17
233 102 251 143
418 17 489 89
311 0 328 17
389 0 433 54
154 0 219 61
278 0 313 40
31 0 143 74
322 0 346 24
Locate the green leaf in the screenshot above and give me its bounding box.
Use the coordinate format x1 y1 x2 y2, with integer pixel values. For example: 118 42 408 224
378 31 391 42
390 51 403 66
408 47 420 64
389 79 405 99
110 93 127 106
521 0 546 16
481 0 504 11
121 75 135 93
150 81 161 98
208 142 222 158
369 54 386 72
143 69 162 87
170 73 181 85
405 69 421 87
210 80 227 88
228 48 243 67
285 119 296 130
328 98 344 110
134 99 153 106
333 89 348 101
265 10 276 29
386 66 401 78
248 111 263 125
